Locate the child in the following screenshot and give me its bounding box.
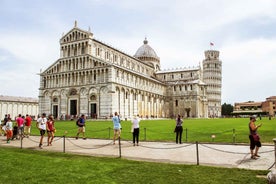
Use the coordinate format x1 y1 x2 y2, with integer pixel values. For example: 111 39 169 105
6 118 13 143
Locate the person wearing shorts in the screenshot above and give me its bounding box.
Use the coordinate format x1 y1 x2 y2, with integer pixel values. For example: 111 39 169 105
112 112 121 144
36 113 47 149
249 115 262 159
76 114 86 140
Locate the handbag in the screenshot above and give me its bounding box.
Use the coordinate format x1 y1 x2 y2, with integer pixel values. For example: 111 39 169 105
174 126 177 133
252 134 260 141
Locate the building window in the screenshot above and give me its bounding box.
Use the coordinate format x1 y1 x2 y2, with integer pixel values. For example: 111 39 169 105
179 86 182 91
163 75 166 80
190 85 193 90
174 86 176 91
175 100 178 107
90 95 96 101
53 97 58 102
181 74 183 78
171 75 174 79
94 74 96 81
185 85 187 91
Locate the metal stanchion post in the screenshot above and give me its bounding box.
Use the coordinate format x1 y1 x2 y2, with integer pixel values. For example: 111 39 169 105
119 136 121 158
144 128 146 141
186 128 188 142
196 141 199 165
63 135 65 153
273 138 276 169
20 134 23 149
233 128 236 144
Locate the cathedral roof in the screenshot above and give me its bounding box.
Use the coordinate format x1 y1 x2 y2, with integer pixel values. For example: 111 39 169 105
0 95 38 103
134 38 159 60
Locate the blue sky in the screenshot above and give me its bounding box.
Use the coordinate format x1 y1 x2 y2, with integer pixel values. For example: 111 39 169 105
1 0 276 104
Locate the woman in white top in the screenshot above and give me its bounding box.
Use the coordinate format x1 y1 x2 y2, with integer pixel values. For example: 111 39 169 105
131 115 140 146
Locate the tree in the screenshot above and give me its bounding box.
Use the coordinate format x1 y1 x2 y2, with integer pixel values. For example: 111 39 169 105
221 103 234 116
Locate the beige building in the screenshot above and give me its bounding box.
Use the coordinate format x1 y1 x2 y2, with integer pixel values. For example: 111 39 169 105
261 96 276 116
0 95 39 120
233 96 276 116
38 22 222 119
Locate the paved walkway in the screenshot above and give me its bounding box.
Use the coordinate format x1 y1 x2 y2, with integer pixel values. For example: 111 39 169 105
0 135 275 171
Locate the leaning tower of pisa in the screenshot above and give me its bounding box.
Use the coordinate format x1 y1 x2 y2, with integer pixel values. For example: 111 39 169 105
203 50 222 117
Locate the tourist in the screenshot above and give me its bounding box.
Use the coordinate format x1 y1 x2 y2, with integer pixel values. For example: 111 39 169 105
174 114 183 144
16 114 25 138
249 115 262 159
46 115 55 146
36 113 47 149
112 112 121 144
131 115 140 146
76 114 86 140
3 114 8 125
24 114 32 138
6 117 13 143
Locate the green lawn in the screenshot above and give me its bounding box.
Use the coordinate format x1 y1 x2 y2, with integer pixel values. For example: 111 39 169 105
29 117 276 144
0 147 268 184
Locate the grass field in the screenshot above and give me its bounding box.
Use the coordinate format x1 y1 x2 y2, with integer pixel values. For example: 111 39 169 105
0 147 268 184
30 117 276 144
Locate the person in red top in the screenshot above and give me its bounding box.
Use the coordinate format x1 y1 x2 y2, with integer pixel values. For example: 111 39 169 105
24 114 32 138
16 114 25 138
46 115 55 146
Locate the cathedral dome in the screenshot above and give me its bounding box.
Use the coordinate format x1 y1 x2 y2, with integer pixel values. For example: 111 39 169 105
134 38 159 61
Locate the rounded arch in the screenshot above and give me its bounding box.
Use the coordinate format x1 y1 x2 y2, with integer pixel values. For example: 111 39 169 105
69 88 78 96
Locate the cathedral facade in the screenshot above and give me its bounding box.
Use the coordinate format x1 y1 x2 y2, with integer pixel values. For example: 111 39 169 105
39 22 222 119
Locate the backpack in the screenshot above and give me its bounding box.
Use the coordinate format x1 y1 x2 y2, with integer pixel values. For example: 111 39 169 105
76 118 80 126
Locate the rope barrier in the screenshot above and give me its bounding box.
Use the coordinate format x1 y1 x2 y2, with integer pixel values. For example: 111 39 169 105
267 162 275 170
199 143 249 155
66 137 113 150
89 128 110 133
139 143 195 150
188 129 233 135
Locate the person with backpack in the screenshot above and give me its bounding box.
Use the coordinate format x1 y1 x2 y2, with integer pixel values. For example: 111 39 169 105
76 114 86 140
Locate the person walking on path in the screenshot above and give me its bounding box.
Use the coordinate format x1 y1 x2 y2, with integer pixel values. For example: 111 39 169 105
5 118 13 143
174 114 183 144
36 113 47 149
24 114 32 138
46 115 55 146
112 112 121 145
249 115 262 159
131 115 140 146
76 114 86 140
16 114 25 139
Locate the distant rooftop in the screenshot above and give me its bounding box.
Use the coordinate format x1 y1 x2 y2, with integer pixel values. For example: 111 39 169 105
0 95 38 103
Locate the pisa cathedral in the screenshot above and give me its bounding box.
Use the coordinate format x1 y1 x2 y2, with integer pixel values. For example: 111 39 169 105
39 22 222 119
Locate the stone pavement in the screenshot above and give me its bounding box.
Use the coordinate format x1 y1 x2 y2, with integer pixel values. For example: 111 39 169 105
0 135 275 171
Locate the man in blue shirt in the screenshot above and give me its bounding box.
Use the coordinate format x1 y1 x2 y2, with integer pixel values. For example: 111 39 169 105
76 114 86 140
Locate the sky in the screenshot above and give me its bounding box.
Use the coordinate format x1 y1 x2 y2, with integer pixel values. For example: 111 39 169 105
1 0 276 105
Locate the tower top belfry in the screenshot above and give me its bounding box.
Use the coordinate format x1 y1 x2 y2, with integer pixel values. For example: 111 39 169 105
204 50 220 60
